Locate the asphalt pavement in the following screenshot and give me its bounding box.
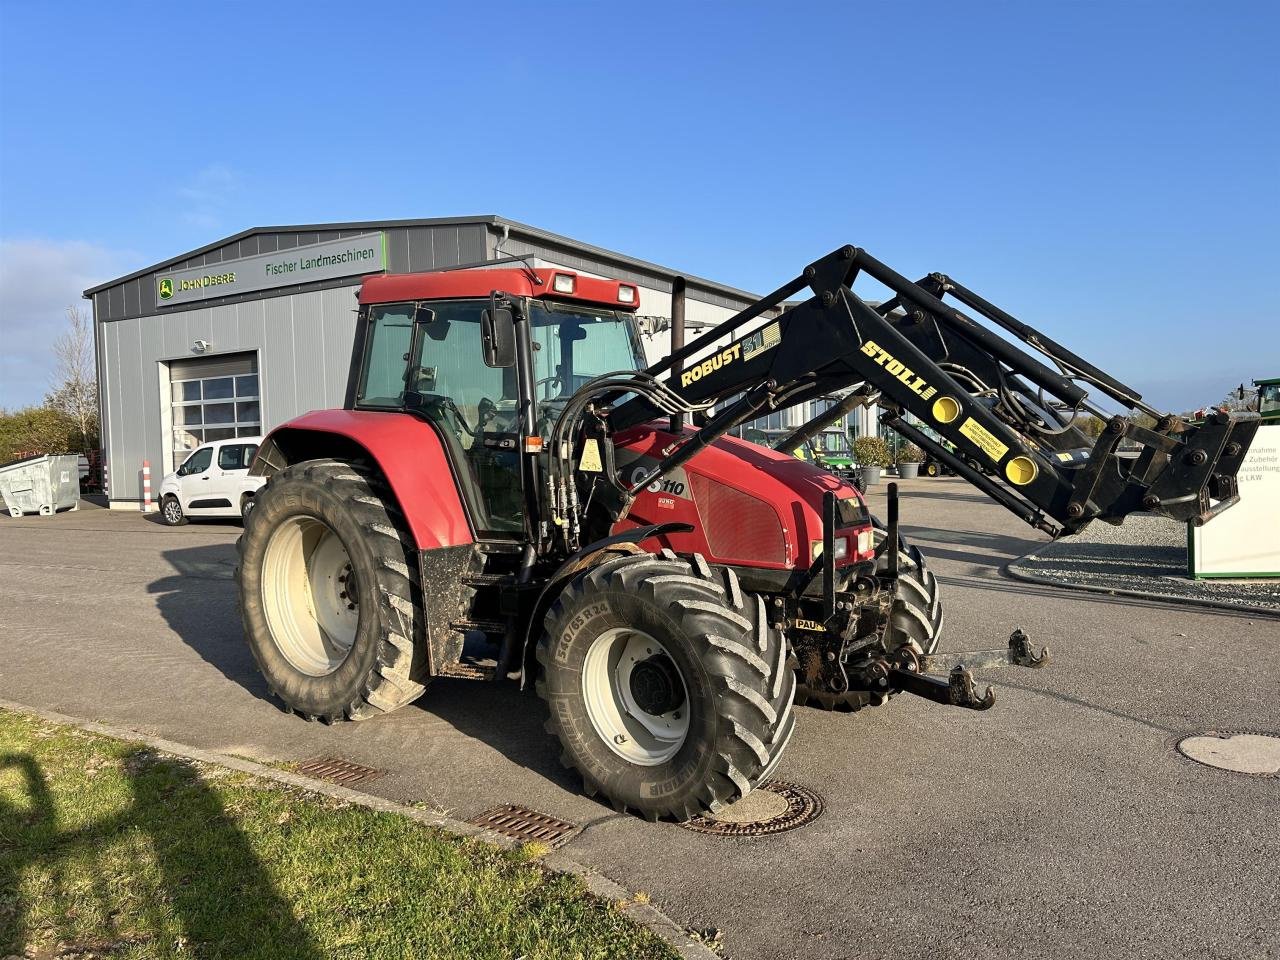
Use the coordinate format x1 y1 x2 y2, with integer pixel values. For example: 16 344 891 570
1 479 1277 960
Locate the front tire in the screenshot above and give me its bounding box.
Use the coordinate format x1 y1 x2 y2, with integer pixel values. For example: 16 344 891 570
235 459 429 722
538 552 796 821
160 495 187 526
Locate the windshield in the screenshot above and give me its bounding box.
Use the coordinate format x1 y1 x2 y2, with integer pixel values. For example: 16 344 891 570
528 302 644 402
1259 383 1280 414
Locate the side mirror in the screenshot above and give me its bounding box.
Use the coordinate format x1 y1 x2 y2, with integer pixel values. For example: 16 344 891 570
481 294 517 368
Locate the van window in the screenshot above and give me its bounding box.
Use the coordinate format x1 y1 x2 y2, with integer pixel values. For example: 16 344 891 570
218 443 259 471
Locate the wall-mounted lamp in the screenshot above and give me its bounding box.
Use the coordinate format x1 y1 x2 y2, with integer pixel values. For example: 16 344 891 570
193 339 211 353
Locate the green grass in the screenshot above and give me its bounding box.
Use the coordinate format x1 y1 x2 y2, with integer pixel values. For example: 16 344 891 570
0 710 676 960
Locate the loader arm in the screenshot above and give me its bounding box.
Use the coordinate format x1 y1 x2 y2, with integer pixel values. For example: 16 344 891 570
608 245 1257 537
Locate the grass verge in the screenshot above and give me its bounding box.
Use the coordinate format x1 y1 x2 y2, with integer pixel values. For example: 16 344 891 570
0 709 676 960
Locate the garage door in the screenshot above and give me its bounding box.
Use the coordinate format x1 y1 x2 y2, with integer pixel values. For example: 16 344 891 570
170 353 260 467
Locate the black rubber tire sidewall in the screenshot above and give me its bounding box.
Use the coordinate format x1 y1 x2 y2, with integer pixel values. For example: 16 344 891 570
237 471 386 718
542 581 722 815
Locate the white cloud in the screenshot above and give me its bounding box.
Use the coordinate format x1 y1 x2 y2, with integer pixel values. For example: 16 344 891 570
176 164 241 231
0 238 133 410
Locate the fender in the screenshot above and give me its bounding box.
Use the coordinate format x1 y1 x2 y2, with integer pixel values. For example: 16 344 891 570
517 521 694 686
252 409 473 551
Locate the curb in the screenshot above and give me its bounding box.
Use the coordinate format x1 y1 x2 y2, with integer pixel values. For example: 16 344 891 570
0 699 719 960
1003 544 1280 620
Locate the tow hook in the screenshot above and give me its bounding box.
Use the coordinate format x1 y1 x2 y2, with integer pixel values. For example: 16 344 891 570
887 628 1050 711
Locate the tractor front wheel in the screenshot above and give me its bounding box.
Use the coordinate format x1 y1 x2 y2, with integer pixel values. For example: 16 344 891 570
538 552 796 821
235 459 429 722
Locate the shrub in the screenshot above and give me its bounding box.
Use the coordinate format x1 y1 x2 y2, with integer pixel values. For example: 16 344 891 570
897 442 925 464
852 435 892 468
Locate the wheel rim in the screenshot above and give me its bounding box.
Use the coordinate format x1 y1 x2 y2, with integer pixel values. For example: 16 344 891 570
260 515 360 677
163 499 181 523
582 627 690 766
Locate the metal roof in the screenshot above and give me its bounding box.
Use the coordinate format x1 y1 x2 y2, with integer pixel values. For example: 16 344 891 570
83 215 763 305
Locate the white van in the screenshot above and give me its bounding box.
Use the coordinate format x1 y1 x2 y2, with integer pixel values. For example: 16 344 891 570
159 437 266 525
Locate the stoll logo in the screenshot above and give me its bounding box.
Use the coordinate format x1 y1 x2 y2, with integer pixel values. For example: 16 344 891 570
157 277 174 301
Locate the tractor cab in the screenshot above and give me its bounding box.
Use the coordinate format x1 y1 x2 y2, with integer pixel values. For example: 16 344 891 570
347 267 644 538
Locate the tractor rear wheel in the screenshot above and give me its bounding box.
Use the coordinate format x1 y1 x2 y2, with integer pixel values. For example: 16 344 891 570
795 520 943 711
235 459 429 723
538 552 796 821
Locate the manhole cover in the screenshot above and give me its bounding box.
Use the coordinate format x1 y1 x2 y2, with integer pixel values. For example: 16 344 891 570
467 804 578 848
1177 732 1280 776
679 780 823 836
295 756 383 786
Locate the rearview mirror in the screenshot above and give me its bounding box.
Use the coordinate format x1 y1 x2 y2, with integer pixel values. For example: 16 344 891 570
481 294 517 368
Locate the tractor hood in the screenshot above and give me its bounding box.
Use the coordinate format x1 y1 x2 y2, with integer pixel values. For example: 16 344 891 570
611 423 873 570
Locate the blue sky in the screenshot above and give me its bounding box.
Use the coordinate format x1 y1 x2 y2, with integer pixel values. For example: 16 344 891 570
1 0 1276 411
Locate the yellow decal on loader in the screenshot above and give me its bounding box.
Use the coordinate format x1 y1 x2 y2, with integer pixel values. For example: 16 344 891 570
858 340 938 401
680 342 743 388
792 618 826 632
959 417 1009 463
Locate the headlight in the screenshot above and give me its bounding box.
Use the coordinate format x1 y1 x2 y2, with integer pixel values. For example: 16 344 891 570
856 529 874 555
618 284 637 303
811 537 850 561
552 273 576 294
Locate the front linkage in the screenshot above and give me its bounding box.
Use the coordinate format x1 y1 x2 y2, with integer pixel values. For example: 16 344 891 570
773 484 1048 714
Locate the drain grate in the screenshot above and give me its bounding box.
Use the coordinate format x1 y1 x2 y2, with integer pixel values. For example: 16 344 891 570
295 756 383 786
679 780 824 836
1176 731 1280 777
467 804 578 848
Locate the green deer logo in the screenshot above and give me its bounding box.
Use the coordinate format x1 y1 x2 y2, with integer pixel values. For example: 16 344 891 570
158 277 174 301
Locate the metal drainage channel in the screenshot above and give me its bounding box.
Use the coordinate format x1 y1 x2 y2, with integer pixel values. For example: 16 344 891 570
295 756 383 786
679 780 824 837
1175 730 1280 778
468 805 579 848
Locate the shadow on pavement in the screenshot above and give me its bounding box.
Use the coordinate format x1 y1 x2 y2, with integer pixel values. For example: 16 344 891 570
0 748 321 957
149 542 272 702
150 544 581 799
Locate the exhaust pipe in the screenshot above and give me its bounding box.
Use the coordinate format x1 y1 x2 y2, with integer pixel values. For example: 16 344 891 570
669 276 687 433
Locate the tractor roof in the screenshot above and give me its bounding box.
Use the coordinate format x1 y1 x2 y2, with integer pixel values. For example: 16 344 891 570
358 266 640 312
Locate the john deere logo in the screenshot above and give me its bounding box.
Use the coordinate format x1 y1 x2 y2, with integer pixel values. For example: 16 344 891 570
158 278 174 301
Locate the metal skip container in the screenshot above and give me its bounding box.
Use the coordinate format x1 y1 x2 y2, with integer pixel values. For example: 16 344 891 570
0 454 82 517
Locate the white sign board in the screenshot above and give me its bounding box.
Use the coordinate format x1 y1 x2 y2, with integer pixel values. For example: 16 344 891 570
156 233 386 307
1189 423 1280 578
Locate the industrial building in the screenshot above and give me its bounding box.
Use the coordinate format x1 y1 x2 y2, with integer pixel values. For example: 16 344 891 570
86 216 881 506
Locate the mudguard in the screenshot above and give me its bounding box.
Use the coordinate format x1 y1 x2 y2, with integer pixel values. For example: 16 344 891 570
252 409 473 551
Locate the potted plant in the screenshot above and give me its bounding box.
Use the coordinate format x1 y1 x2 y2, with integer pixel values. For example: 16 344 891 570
853 435 892 485
896 442 924 479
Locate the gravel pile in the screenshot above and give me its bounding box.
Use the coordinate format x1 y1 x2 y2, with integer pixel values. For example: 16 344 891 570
1008 514 1280 613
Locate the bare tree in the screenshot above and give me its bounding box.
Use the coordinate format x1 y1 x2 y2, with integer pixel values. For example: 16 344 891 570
46 305 99 453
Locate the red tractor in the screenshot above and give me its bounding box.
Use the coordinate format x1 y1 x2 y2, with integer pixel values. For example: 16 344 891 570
237 246 1255 820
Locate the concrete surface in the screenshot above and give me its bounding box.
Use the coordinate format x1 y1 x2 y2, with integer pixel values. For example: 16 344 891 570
1009 514 1280 613
2 479 1278 960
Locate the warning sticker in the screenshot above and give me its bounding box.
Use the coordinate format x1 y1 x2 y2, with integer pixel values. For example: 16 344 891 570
1057 452 1073 462
578 439 603 472
959 418 1009 463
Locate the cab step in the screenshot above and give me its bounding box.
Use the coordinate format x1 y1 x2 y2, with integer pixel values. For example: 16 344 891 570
438 661 498 681
450 618 509 636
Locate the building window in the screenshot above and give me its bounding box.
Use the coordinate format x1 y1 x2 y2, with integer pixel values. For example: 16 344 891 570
170 357 260 467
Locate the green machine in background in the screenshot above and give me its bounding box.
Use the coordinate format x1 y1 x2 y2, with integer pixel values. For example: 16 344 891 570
1253 378 1280 423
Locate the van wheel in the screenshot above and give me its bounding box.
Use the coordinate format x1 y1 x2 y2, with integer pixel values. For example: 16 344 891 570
240 493 256 520
161 495 187 526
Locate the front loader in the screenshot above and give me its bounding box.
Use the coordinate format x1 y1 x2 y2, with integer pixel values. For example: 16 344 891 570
236 245 1257 821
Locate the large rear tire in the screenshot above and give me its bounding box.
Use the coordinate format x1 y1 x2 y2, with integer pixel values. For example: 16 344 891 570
796 520 943 711
538 552 796 821
235 459 429 723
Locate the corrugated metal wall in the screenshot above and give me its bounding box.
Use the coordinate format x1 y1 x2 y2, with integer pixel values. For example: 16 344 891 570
92 219 779 503
99 285 361 500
